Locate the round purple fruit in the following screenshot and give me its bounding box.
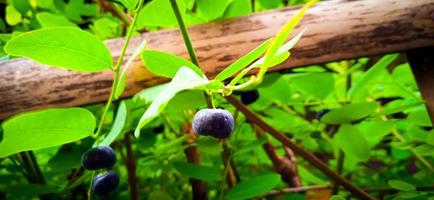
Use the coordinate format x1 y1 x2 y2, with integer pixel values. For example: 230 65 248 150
81 146 116 170
92 171 120 196
192 109 234 139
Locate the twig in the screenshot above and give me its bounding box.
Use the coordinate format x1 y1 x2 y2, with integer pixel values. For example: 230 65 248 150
265 185 434 197
253 125 300 187
182 122 209 200
124 133 138 200
332 150 345 194
95 0 132 25
221 142 237 188
225 95 375 200
283 147 301 187
265 185 331 197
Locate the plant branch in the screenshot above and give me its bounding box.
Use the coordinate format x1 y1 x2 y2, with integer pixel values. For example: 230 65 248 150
182 122 208 200
253 125 300 187
124 133 138 200
391 127 434 172
225 95 375 200
94 0 145 138
332 150 345 194
169 0 213 108
95 0 132 25
221 142 237 188
169 0 199 66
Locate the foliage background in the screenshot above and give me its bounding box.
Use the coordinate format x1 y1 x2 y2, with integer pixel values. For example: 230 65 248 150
0 0 433 200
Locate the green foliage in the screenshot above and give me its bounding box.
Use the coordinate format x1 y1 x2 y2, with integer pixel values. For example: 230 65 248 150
334 124 370 161
196 0 229 21
173 162 221 181
137 0 186 28
1 1 433 199
388 180 416 192
4 27 113 72
135 67 209 137
0 108 95 158
36 12 78 28
321 102 379 124
215 39 271 81
97 101 128 146
226 174 281 200
141 50 203 78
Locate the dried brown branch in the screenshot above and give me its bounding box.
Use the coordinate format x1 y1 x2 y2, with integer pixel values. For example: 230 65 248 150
124 132 138 200
225 95 374 200
253 125 301 187
182 122 209 200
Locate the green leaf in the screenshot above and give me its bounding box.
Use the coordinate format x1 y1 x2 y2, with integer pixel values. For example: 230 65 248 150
6 5 22 26
173 162 221 181
321 102 379 124
197 0 229 21
235 137 267 155
262 1 316 67
388 180 416 192
356 121 393 148
148 190 174 200
7 183 59 196
135 67 209 137
224 0 252 18
215 39 271 81
297 165 327 184
258 75 292 104
91 17 122 39
98 101 127 146
291 73 334 99
119 0 138 10
0 108 95 158
334 124 370 161
36 12 78 28
348 54 398 98
258 0 281 9
154 135 187 156
133 83 169 103
64 0 98 23
137 0 186 28
407 108 432 127
329 195 346 200
226 174 281 200
4 27 113 72
413 144 434 156
141 50 203 78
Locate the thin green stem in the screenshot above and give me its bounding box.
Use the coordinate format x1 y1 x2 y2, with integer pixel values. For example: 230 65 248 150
169 0 199 66
391 127 434 172
169 0 213 108
87 171 96 200
93 0 145 138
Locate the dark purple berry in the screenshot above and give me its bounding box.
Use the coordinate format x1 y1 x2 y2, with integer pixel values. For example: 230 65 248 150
240 90 259 105
81 146 116 170
316 109 331 120
92 171 120 196
192 109 234 139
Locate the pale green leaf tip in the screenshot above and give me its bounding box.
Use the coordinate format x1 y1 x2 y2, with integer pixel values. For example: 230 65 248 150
134 128 141 138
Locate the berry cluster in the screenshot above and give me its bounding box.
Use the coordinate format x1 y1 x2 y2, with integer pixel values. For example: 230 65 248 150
81 146 119 196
